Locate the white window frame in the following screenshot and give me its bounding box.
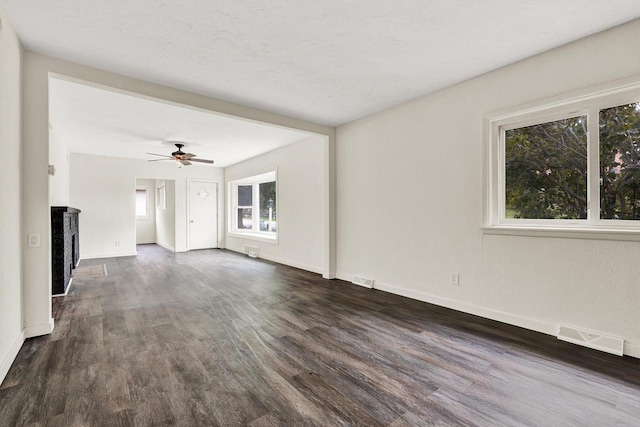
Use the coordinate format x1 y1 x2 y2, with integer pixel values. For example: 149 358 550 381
136 187 149 220
485 79 640 240
235 184 255 231
227 170 277 242
156 182 166 210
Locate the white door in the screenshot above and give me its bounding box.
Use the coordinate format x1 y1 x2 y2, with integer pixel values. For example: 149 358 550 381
188 180 218 250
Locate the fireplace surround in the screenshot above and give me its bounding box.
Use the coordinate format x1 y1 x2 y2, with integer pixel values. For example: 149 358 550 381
51 206 81 295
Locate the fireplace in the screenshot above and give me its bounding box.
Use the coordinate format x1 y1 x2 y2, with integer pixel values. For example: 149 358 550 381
51 206 81 295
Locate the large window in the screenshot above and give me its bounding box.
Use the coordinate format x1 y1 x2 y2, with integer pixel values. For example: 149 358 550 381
487 82 640 233
504 115 588 220
229 171 277 239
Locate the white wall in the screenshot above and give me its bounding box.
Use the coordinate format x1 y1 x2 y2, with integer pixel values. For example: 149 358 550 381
70 153 223 258
336 19 640 356
225 136 326 274
48 127 70 206
155 179 176 251
0 3 24 384
135 178 156 244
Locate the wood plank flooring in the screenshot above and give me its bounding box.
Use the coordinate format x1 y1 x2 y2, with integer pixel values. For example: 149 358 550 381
1 244 639 426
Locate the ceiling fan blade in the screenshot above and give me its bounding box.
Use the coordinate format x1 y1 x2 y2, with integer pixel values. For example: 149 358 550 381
189 158 214 164
147 153 173 158
148 159 174 162
181 160 192 166
182 153 196 159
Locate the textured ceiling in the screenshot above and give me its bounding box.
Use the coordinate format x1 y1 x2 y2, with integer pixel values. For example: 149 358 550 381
49 78 312 167
5 1 640 126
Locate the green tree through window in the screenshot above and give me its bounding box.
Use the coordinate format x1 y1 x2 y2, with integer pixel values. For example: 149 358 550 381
259 181 276 232
600 103 640 220
505 116 587 219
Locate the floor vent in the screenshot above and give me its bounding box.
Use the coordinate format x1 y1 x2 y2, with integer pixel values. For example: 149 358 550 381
244 245 259 258
557 325 624 356
352 276 374 289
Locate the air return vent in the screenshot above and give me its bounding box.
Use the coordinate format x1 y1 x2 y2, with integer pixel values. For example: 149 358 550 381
557 325 624 356
244 245 259 258
352 276 374 289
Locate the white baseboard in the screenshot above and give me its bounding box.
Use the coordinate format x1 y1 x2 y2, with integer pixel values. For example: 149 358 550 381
374 280 555 335
0 329 26 386
336 272 639 359
226 246 323 275
81 251 137 260
155 242 175 252
52 277 73 298
24 318 55 339
2 318 56 385
260 254 323 275
136 240 156 245
336 272 350 282
624 341 640 358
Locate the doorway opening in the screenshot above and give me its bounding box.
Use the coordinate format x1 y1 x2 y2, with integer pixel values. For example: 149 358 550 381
135 178 176 252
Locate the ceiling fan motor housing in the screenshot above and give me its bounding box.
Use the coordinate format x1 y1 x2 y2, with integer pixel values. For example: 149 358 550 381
172 143 185 156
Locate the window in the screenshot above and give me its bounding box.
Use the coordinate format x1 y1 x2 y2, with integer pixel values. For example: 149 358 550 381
259 181 277 232
487 82 640 235
600 103 640 220
504 115 587 220
136 188 148 219
237 185 253 229
229 171 277 240
156 182 166 209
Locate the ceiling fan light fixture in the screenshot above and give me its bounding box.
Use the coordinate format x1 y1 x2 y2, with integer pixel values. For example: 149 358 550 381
147 142 214 166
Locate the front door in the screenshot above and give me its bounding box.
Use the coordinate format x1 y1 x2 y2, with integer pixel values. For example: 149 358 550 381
188 180 218 250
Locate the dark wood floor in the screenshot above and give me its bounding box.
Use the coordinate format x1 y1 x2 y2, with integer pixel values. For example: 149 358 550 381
1 245 639 426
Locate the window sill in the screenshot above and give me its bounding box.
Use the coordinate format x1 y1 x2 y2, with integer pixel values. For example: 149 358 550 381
227 231 278 244
482 225 640 242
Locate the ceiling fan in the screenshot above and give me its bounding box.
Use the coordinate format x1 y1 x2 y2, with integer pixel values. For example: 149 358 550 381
147 143 214 166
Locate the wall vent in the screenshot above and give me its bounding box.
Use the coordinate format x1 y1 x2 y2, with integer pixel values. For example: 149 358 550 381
557 325 624 356
352 276 374 289
245 245 259 258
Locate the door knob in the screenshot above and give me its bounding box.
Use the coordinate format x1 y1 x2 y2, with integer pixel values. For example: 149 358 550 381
190 220 194 223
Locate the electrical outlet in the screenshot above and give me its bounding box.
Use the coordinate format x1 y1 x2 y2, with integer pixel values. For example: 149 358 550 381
451 273 460 286
28 233 41 248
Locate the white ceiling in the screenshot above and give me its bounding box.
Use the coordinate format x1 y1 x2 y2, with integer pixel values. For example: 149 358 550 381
48 78 312 167
5 1 640 126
